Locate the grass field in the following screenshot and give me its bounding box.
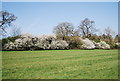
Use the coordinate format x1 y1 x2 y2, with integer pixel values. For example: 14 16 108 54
2 50 118 79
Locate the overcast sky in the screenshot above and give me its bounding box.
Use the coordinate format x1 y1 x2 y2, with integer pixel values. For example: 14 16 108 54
2 2 118 36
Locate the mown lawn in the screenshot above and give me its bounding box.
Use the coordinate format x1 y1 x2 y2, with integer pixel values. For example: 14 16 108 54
2 50 118 79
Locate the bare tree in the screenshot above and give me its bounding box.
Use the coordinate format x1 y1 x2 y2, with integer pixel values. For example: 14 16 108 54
104 27 115 43
0 11 17 33
53 22 74 40
104 27 115 36
78 18 97 38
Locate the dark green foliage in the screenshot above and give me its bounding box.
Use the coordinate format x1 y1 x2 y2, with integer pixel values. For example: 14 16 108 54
99 34 118 49
64 36 83 49
114 34 120 43
108 42 117 49
2 35 20 47
107 42 119 49
89 35 100 43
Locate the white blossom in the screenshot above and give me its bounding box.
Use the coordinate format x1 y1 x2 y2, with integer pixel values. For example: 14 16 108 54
3 34 68 50
93 41 110 49
81 38 95 49
99 41 110 49
51 40 68 49
3 33 111 50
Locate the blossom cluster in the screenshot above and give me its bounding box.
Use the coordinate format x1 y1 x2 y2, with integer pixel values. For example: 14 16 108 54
3 33 111 50
3 34 68 50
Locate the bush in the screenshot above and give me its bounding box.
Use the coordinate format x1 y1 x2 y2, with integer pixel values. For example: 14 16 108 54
115 43 120 48
64 36 83 49
50 40 68 49
99 41 110 49
2 35 20 48
108 43 117 49
2 34 69 50
89 35 100 43
81 38 95 49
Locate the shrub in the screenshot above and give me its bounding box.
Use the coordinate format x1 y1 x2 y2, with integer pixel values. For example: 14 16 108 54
99 41 110 49
81 38 95 49
2 35 21 49
51 40 68 49
93 41 110 49
108 43 117 49
2 34 69 50
89 35 100 43
64 36 83 49
115 43 120 48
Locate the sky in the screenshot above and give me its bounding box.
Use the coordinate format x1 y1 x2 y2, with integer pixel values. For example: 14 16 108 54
2 2 118 36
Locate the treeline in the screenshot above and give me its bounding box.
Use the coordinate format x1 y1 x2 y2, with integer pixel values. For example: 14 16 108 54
0 11 119 50
1 33 120 51
1 18 120 51
52 18 120 49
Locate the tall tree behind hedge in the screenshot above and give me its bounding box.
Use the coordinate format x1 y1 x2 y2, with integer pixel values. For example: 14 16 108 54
78 18 98 38
0 11 17 35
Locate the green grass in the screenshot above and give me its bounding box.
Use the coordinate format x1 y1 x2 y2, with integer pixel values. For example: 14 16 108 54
2 50 118 79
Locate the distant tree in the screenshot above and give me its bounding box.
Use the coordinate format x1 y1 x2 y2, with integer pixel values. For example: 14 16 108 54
78 18 98 38
0 11 17 34
104 27 115 42
99 27 116 48
53 22 74 40
100 34 113 44
104 27 115 36
72 29 80 36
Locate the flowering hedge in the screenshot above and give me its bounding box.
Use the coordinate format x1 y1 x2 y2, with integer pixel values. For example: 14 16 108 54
3 34 68 50
2 33 111 50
